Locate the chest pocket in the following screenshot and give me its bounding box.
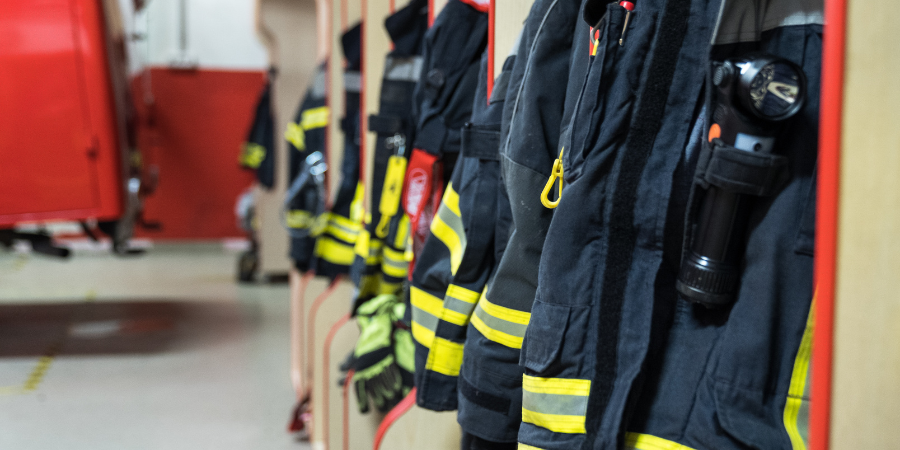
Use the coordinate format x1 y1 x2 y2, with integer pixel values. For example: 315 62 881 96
564 2 658 184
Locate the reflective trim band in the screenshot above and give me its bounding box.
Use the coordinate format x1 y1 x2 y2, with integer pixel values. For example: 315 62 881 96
518 445 545 450
410 287 442 347
411 321 435 346
381 246 409 278
323 216 361 244
441 285 479 326
522 375 590 396
623 433 698 450
384 55 423 82
470 295 530 348
394 214 411 250
241 142 266 167
314 237 356 266
430 212 465 274
521 376 590 434
784 296 815 450
442 183 462 216
521 409 586 435
284 121 306 150
311 68 327 98
344 71 361 93
301 106 329 130
425 337 464 377
286 210 315 229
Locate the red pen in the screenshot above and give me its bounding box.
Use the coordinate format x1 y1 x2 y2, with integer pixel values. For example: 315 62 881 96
618 1 635 46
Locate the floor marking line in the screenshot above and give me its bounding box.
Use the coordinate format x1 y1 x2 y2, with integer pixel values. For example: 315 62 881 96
0 289 98 397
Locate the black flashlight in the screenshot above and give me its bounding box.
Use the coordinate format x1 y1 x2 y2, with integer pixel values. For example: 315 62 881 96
676 54 807 308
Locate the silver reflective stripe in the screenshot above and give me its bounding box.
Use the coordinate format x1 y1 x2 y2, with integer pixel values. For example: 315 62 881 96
444 295 477 317
384 56 424 82
344 71 361 93
311 67 327 98
522 391 590 418
473 302 528 338
713 0 824 45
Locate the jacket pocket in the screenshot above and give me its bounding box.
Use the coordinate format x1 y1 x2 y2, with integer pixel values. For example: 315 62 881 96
565 3 658 184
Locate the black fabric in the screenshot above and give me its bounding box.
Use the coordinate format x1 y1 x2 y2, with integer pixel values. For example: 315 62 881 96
243 80 275 189
461 431 518 450
698 140 790 196
341 23 363 71
385 0 429 57
411 0 488 157
460 125 500 161
368 114 405 135
458 374 511 414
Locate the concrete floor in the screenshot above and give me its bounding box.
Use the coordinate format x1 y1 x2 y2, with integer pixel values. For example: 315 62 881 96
0 243 309 450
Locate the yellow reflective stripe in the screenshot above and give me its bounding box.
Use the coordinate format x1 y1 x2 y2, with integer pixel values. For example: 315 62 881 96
445 284 480 304
411 287 443 318
521 408 586 434
411 321 435 346
522 375 591 396
314 237 356 266
425 337 464 376
284 122 305 150
350 182 365 223
518 445 545 450
395 214 411 250
240 142 266 167
442 183 461 216
323 214 361 243
378 280 402 295
471 313 524 349
478 295 530 325
784 296 815 450
286 210 315 229
623 433 698 450
430 213 464 274
300 106 329 130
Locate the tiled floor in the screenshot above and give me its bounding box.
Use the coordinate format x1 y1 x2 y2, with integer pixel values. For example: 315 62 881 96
0 243 309 450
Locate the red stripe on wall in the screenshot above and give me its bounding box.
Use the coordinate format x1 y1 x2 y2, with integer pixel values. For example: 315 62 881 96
133 67 264 239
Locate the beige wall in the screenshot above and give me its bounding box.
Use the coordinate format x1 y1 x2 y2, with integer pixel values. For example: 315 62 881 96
256 0 320 276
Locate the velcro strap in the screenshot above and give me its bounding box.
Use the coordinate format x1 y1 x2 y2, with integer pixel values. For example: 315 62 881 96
698 140 790 196
368 114 404 135
461 125 500 161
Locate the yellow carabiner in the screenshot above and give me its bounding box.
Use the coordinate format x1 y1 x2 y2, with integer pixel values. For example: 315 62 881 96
540 148 565 209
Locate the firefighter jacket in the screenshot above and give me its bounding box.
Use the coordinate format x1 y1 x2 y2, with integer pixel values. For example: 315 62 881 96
285 63 329 272
403 0 488 258
309 24 364 280
454 0 586 442
350 0 429 300
410 50 514 411
517 0 822 449
240 73 276 189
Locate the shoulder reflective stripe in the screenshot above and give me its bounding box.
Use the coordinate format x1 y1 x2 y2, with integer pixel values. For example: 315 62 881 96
425 337 464 377
522 376 590 434
411 321 435 347
430 206 466 274
344 71 361 93
623 433 698 450
471 313 526 349
518 444 545 450
384 55 424 82
241 142 267 167
521 408 586 434
301 106 330 130
285 122 305 150
286 210 315 229
522 375 591 396
440 285 480 326
784 296 815 450
442 183 462 217
314 237 356 266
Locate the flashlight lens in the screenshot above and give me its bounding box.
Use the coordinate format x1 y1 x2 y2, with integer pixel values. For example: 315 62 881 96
749 62 802 118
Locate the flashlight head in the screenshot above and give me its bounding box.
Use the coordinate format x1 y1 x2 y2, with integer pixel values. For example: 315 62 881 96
725 55 807 122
